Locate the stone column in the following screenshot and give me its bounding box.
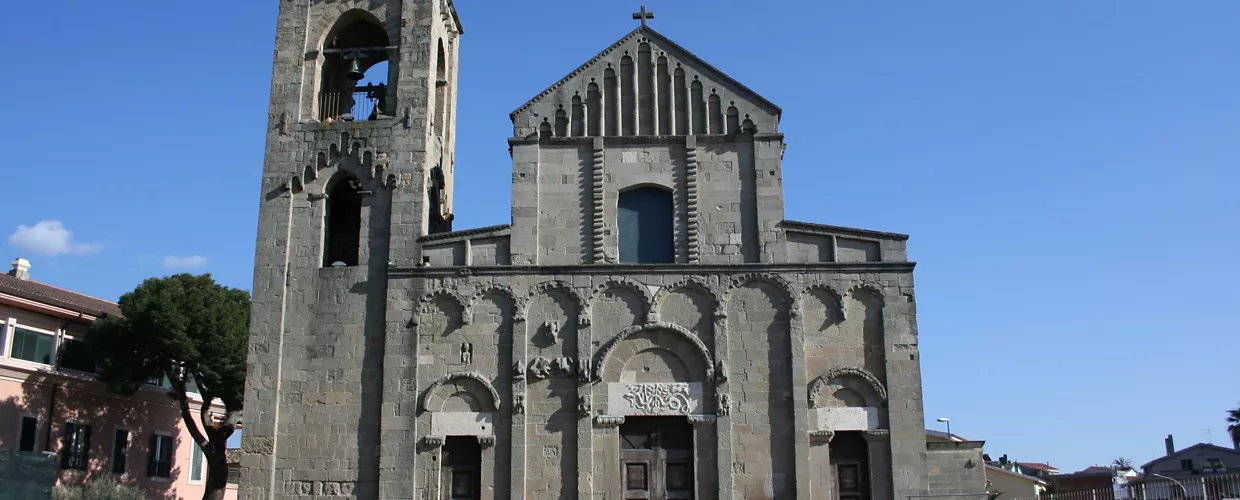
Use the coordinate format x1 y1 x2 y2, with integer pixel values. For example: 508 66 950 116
479 435 496 500
712 307 734 500
576 316 594 500
791 304 812 499
509 311 528 500
864 430 893 500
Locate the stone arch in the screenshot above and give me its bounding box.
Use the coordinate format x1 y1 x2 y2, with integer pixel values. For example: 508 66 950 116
848 282 886 306
322 171 362 268
653 277 721 313
416 289 468 331
803 283 846 327
418 371 501 413
466 284 523 323
728 273 800 316
653 277 719 340
593 322 714 383
808 367 888 409
589 278 653 324
527 281 587 325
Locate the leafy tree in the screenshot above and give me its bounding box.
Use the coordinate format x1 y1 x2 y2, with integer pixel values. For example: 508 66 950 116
87 274 249 500
1113 457 1133 470
1228 404 1240 449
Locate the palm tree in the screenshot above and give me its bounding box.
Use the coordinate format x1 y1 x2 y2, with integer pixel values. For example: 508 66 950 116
1227 404 1240 449
1112 457 1132 470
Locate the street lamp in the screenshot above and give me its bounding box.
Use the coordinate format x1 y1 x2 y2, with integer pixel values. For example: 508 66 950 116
937 418 952 439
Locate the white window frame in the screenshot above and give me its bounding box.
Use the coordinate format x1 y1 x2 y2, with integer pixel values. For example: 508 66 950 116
0 318 14 360
188 440 206 485
149 431 174 482
7 322 59 368
110 426 131 476
15 412 38 452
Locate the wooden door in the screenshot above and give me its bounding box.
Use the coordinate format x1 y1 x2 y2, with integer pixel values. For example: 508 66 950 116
621 417 694 500
830 432 871 500
442 437 481 500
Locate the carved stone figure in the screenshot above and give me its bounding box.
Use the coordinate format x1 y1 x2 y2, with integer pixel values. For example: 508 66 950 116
716 393 731 417
528 357 552 379
578 395 591 416
553 357 575 378
513 393 526 415
577 357 593 382
460 342 473 364
513 360 525 381
546 321 560 344
714 360 729 384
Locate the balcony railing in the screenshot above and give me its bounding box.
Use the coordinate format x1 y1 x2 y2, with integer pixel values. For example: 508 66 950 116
319 84 387 122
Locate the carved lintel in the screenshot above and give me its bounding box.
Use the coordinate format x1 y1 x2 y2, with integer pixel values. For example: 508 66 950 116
863 429 891 441
422 436 444 448
715 393 731 417
622 383 698 415
594 415 625 427
809 430 835 443
477 435 495 447
577 396 592 417
687 415 716 425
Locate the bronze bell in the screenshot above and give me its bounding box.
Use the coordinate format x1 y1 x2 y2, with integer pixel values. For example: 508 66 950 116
346 58 364 81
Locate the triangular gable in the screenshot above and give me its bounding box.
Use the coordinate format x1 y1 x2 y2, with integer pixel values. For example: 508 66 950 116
509 26 781 137
1140 443 1240 470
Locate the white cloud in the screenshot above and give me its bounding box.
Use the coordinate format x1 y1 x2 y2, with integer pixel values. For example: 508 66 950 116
7 220 102 256
163 255 208 269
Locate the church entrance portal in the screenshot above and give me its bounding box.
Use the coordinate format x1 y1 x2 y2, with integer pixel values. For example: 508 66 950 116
441 436 481 500
620 417 694 500
831 431 871 500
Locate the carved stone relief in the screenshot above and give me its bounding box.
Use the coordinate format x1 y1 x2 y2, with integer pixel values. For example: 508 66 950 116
609 383 702 416
553 357 575 378
513 393 526 415
528 357 552 379
716 393 731 417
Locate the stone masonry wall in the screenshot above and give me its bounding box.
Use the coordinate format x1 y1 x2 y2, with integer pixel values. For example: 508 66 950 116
368 264 923 500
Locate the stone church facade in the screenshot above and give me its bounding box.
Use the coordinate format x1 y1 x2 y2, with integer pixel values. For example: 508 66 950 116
239 1 986 500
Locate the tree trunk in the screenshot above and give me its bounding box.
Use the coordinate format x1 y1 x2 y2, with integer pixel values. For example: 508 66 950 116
200 410 241 500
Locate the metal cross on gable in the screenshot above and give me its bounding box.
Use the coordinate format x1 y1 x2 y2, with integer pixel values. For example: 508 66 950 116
632 5 655 27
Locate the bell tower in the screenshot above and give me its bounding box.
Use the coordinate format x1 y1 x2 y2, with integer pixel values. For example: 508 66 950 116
240 1 461 499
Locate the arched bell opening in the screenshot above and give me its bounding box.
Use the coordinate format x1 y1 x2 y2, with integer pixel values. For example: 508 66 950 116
319 11 392 122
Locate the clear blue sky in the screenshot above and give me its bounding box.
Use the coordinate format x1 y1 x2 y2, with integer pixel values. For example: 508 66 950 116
2 1 1237 472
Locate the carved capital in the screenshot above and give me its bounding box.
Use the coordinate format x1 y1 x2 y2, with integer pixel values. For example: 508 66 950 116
578 396 592 417
687 415 716 425
862 429 890 442
477 435 495 447
421 436 444 448
594 415 625 427
809 430 835 443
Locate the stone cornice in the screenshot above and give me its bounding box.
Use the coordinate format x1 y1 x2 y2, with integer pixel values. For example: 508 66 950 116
780 220 909 242
390 262 915 279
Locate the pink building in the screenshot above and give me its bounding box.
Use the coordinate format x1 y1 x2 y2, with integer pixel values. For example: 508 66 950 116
0 258 237 499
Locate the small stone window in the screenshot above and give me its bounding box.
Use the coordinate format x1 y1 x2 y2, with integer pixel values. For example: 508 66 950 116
618 186 674 264
324 174 362 267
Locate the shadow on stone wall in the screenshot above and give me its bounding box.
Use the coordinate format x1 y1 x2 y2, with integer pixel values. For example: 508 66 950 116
0 373 187 500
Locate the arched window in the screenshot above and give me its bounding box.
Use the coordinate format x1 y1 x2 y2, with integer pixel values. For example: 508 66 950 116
434 40 447 136
618 186 674 264
319 12 390 121
324 174 362 267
